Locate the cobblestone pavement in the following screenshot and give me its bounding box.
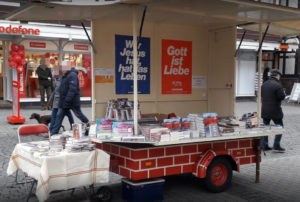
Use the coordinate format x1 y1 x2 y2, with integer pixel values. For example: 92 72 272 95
0 101 299 202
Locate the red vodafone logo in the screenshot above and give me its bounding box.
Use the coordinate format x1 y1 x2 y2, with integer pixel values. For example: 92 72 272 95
0 25 40 35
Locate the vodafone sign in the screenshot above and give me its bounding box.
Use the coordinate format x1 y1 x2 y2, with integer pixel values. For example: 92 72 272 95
0 25 40 35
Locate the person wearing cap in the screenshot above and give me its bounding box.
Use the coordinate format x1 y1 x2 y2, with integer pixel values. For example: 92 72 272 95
261 69 286 152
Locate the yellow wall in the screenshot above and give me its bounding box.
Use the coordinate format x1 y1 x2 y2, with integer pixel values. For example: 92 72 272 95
92 19 218 119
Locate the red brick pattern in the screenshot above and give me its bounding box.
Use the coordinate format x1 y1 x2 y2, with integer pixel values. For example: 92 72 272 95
166 146 181 155
149 148 164 157
99 138 260 181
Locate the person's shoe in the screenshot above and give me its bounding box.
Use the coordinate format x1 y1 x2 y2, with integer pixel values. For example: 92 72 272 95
273 147 286 153
262 145 272 151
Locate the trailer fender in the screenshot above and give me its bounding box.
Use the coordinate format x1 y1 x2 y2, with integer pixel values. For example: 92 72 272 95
193 149 239 178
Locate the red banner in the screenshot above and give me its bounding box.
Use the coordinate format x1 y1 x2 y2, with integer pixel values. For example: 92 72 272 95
18 66 26 98
161 39 192 94
29 42 46 48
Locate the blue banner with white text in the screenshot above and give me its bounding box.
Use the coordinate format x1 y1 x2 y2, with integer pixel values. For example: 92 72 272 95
115 34 150 94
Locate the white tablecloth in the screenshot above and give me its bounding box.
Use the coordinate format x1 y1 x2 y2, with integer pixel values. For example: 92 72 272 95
7 141 110 202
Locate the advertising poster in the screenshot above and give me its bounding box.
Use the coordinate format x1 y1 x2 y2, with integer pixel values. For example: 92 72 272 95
115 34 150 94
161 39 192 94
12 81 19 117
18 67 26 98
80 54 92 97
95 68 114 83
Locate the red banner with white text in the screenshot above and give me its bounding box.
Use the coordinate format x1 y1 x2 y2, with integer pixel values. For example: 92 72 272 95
161 39 192 94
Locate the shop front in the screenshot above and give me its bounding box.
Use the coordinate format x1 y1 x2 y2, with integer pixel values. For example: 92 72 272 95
0 20 92 102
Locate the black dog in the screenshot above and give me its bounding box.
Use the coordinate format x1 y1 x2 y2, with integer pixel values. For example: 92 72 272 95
29 113 65 131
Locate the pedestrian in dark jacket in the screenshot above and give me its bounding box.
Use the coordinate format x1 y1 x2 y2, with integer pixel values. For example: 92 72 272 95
50 67 89 135
48 72 74 132
261 69 286 152
36 58 52 110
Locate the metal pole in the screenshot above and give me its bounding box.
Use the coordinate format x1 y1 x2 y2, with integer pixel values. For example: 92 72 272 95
133 6 138 136
257 23 270 55
58 40 63 68
81 21 97 54
235 30 247 57
255 139 261 183
257 23 262 126
91 22 95 122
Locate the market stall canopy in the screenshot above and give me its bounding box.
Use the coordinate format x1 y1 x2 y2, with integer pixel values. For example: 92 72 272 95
4 0 300 36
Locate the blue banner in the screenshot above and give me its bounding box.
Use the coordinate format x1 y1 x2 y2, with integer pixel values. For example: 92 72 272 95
115 34 150 94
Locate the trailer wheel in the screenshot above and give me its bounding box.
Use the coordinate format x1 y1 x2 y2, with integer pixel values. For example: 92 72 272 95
204 157 232 193
94 186 113 202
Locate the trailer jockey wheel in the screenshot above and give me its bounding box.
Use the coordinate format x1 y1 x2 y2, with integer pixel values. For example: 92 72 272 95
204 157 232 193
94 186 113 202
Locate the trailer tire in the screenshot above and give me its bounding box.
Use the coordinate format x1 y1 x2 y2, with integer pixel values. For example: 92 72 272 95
94 186 113 202
204 157 232 193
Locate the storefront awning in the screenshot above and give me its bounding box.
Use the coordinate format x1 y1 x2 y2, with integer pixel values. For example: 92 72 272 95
4 0 300 36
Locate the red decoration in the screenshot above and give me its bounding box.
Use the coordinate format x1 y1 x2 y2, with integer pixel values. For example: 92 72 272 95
44 53 50 58
13 55 22 63
10 51 18 56
8 57 13 62
9 61 17 68
16 66 23 74
18 49 25 57
18 45 24 51
21 58 26 65
11 44 19 51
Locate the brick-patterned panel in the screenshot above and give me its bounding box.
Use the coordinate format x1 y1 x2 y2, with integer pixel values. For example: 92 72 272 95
141 159 156 169
126 159 140 170
174 155 189 164
120 148 130 158
111 145 119 155
239 157 251 165
252 139 260 147
246 148 256 156
131 149 148 159
157 157 173 167
190 154 201 163
213 142 226 150
166 166 181 176
183 164 194 173
149 168 165 178
120 167 130 178
131 170 148 181
95 143 103 149
251 155 261 163
226 141 238 149
166 146 181 156
232 149 245 157
117 156 125 167
198 143 211 153
182 145 197 153
149 148 164 158
239 140 251 148
102 144 111 153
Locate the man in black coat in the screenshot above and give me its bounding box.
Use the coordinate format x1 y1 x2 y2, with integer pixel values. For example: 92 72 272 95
261 69 286 152
50 67 89 135
36 58 52 110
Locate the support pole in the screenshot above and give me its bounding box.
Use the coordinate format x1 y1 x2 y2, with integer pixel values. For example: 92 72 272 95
235 30 246 57
133 6 138 136
81 21 97 54
255 139 261 183
257 23 263 126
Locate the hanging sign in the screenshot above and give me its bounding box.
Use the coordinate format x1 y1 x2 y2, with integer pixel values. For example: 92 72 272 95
115 34 150 94
161 39 192 94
